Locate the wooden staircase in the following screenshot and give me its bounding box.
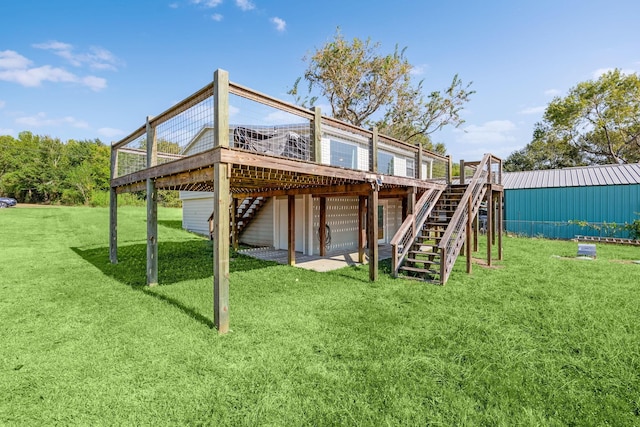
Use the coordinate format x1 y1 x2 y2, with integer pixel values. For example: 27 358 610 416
391 153 500 285
209 196 268 240
399 186 467 283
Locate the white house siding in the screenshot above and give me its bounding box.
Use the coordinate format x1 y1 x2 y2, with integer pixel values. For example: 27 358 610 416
180 191 214 235
240 197 275 247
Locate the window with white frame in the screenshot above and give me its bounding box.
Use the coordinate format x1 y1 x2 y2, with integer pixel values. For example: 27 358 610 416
378 151 394 175
406 158 415 178
330 139 357 169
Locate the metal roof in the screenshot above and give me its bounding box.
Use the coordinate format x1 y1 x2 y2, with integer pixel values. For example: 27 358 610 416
503 163 640 189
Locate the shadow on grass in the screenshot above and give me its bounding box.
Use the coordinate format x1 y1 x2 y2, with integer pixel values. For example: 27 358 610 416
158 219 184 231
71 240 278 328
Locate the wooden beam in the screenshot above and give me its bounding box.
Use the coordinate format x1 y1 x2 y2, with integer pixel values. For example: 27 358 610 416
154 167 215 190
417 147 423 180
370 127 378 172
319 197 327 257
313 106 322 163
358 195 366 264
288 195 296 265
109 147 118 264
498 190 503 260
460 160 465 185
486 187 493 267
231 197 239 251
213 69 230 335
109 186 118 264
368 189 379 281
466 194 472 274
213 163 230 334
146 178 158 286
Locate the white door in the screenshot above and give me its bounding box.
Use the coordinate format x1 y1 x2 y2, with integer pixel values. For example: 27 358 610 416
276 197 304 252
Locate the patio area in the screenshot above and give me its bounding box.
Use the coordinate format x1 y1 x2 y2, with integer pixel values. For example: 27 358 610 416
238 245 392 272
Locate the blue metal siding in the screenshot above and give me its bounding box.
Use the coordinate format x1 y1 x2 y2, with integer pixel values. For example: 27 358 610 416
504 184 640 239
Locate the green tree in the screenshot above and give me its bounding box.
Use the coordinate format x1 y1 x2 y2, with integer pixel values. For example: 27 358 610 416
289 29 473 152
507 69 640 170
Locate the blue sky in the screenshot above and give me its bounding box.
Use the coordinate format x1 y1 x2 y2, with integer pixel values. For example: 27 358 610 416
1 0 639 162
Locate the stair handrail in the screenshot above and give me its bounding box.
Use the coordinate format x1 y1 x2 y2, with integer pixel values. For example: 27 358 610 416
437 153 497 283
390 184 445 276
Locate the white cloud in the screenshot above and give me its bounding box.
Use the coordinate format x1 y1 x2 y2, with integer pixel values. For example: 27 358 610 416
229 105 240 117
33 41 122 71
169 2 179 8
0 50 32 69
15 112 89 128
410 64 428 76
544 89 561 97
262 110 306 125
98 127 125 138
0 100 6 108
0 49 107 91
211 13 223 21
518 106 545 115
82 75 107 91
235 0 254 11
455 120 517 144
0 128 14 135
192 0 223 7
271 17 286 32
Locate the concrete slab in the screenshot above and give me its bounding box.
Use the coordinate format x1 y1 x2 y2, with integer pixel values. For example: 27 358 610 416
238 245 392 272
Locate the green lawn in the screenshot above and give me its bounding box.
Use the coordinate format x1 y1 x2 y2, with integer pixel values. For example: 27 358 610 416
1 206 639 425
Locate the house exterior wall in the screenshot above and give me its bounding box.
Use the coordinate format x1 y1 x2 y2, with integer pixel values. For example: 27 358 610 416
241 197 275 247
180 191 214 235
504 184 640 239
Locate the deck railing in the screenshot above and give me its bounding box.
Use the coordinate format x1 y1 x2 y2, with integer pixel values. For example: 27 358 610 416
438 153 502 283
110 70 452 183
390 185 445 276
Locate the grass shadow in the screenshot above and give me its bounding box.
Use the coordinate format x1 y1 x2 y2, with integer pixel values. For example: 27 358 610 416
71 240 279 328
158 219 184 231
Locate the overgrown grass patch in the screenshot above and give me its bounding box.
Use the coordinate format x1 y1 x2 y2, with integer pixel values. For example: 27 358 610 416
1 207 639 425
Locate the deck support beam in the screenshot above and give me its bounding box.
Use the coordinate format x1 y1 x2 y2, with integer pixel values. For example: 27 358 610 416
358 196 366 264
319 197 327 256
466 193 472 273
288 195 295 266
213 68 230 334
486 187 493 267
109 147 118 264
146 116 158 287
368 188 379 281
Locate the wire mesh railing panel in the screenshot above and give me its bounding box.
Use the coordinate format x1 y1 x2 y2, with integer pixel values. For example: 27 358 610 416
116 131 147 178
229 93 312 161
423 157 449 180
154 94 214 159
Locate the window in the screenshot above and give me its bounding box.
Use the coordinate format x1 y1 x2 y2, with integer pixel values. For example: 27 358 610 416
406 158 415 178
330 139 357 168
378 151 394 175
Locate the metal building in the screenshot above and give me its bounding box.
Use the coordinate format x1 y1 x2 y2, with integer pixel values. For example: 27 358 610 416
502 164 640 239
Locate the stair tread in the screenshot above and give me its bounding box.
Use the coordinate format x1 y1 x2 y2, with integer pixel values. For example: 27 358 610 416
406 257 440 265
399 265 440 274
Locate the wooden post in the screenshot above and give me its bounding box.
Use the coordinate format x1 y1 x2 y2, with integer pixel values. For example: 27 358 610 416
146 116 158 287
446 155 452 184
288 195 295 266
473 213 479 252
498 191 503 260
370 127 378 172
358 195 366 264
460 160 465 185
109 147 118 264
417 147 424 180
486 187 493 267
407 187 416 215
313 106 322 163
213 69 230 334
368 188 379 281
319 197 327 256
466 194 472 274
231 197 239 251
